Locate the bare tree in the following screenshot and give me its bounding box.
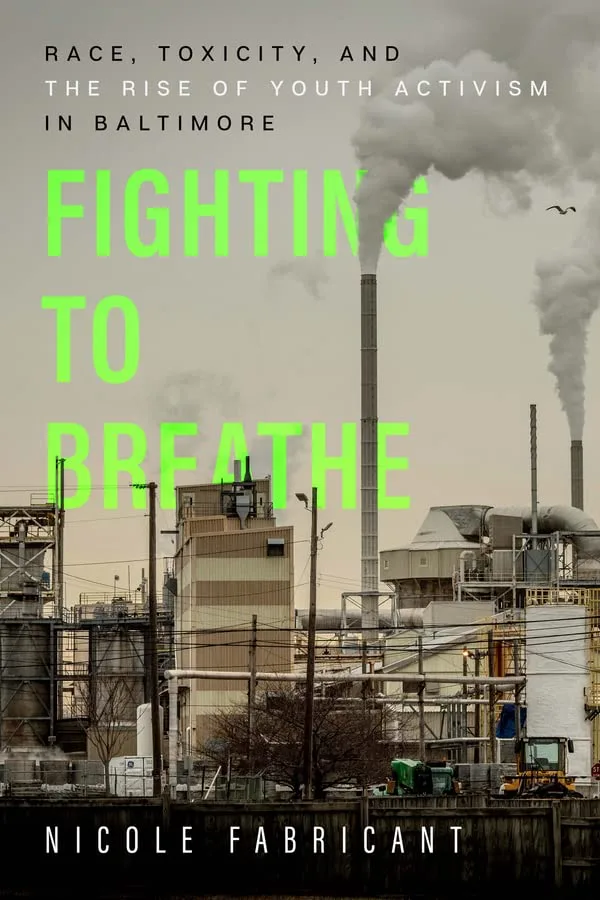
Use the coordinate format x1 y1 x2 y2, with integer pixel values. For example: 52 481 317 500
204 683 407 798
75 675 135 794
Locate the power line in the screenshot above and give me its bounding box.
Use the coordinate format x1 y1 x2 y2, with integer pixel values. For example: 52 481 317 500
60 536 310 568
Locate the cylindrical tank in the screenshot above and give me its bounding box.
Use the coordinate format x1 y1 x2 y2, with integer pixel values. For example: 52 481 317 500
137 704 152 757
525 604 591 778
136 703 164 757
0 621 51 748
94 628 145 722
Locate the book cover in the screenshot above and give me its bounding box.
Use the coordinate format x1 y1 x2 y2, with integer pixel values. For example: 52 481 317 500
2 0 600 897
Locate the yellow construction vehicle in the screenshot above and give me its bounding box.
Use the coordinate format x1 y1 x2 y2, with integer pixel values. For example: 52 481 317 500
500 736 583 798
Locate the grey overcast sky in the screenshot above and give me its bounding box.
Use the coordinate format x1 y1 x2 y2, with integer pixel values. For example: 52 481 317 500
2 0 600 611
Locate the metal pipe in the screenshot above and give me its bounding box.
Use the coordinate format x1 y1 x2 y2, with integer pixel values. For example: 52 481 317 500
165 663 524 795
164 669 524 686
295 608 422 631
571 440 584 511
168 675 178 795
204 765 222 800
360 274 379 639
147 482 162 798
417 636 425 761
483 505 600 564
375 697 515 705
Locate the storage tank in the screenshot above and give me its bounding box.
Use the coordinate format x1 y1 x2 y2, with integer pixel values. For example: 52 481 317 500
136 704 164 757
0 621 51 748
525 604 591 778
137 704 152 757
94 627 145 722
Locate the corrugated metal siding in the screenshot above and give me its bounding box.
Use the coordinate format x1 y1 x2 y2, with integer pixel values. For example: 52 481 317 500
183 516 279 541
410 549 439 578
439 549 463 577
193 628 293 690
193 579 291 607
381 549 409 580
190 602 292 630
173 497 294 730
185 518 227 537
193 558 292 582
192 526 293 559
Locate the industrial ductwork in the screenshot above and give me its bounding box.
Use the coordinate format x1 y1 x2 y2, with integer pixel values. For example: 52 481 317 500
295 608 424 631
483 505 600 569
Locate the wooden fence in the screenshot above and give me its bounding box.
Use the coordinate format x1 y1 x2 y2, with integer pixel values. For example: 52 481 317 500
369 795 600 892
0 796 598 896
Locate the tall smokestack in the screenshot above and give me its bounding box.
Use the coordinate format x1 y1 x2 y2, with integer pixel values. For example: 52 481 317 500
360 274 379 639
571 440 584 510
530 405 538 539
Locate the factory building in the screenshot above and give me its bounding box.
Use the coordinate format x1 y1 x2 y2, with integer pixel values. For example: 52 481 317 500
378 501 600 779
0 480 179 797
66 575 174 761
0 503 60 751
173 458 294 755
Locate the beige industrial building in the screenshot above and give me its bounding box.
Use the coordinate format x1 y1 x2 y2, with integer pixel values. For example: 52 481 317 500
173 460 294 753
377 502 600 777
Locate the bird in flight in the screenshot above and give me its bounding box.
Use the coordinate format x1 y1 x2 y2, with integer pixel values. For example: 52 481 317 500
546 205 576 214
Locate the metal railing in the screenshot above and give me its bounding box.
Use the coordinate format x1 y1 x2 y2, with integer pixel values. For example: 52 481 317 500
179 502 274 521
175 772 266 801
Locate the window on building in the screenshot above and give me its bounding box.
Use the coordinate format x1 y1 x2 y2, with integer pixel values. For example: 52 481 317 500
267 538 285 557
419 555 428 566
403 680 420 695
181 493 194 515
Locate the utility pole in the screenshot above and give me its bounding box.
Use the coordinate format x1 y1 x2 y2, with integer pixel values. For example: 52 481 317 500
488 631 496 765
132 481 162 797
248 614 257 774
303 486 318 800
55 457 65 720
57 457 65 620
474 650 481 764
361 639 368 712
417 636 426 762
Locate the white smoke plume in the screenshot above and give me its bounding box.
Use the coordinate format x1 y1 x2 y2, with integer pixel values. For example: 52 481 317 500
352 1 600 432
151 371 241 433
269 256 330 301
147 371 241 553
353 50 562 273
147 373 307 532
533 190 600 440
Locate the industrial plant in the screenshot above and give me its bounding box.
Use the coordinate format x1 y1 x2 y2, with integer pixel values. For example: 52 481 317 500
0 272 599 800
0 277 596 800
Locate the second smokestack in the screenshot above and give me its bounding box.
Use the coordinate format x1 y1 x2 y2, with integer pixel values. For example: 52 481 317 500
571 440 584 510
360 274 379 639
